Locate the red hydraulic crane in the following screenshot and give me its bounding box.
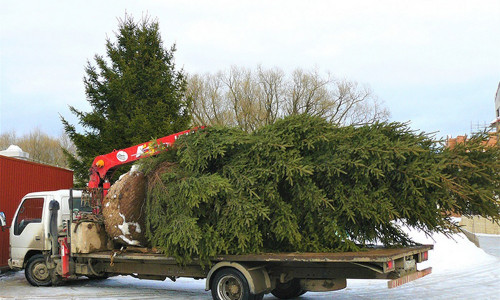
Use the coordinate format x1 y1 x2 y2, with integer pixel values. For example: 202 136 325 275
87 127 204 203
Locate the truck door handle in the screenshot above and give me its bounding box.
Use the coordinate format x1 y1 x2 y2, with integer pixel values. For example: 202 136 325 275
35 236 41 241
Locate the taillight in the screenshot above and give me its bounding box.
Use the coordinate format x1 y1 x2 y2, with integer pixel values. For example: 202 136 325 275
422 251 428 261
387 260 394 270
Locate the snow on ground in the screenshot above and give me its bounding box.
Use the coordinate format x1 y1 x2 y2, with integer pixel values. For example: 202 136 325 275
404 225 498 273
1 227 499 299
476 233 500 257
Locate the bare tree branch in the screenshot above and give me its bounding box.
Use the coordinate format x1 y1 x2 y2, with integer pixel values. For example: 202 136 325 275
187 66 390 131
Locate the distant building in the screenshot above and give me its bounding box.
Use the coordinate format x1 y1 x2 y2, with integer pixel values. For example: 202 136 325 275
446 133 498 149
446 84 499 242
449 82 499 146
0 146 73 271
492 82 500 133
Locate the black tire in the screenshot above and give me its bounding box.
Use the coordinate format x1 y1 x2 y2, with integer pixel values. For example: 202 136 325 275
211 268 262 300
253 293 264 300
25 254 52 286
271 279 305 299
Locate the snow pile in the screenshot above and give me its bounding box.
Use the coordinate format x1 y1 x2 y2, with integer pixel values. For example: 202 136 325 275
402 225 497 273
339 225 499 299
474 233 500 257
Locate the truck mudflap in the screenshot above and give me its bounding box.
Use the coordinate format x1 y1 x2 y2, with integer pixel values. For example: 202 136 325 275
388 267 432 288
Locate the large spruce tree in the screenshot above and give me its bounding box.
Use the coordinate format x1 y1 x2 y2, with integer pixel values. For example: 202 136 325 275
62 15 191 185
141 115 499 264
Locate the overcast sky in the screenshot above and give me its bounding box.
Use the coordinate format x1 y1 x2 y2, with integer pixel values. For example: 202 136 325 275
1 0 499 140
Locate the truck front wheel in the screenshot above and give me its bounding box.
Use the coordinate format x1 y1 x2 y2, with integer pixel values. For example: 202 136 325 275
211 268 263 300
25 254 52 286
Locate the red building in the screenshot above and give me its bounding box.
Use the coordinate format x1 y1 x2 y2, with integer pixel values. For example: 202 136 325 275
0 153 73 270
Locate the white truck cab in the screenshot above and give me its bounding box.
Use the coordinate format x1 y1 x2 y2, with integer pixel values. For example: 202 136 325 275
5 190 83 270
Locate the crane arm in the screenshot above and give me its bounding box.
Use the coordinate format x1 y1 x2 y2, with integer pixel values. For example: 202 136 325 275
88 127 203 192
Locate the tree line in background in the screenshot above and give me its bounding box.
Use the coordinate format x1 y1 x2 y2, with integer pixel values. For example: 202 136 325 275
0 129 75 168
188 66 389 131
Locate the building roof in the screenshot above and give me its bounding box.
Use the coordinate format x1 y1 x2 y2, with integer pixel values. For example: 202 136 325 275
446 133 498 149
0 145 29 160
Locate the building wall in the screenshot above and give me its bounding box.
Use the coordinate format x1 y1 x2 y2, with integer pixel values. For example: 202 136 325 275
495 82 500 117
0 156 73 269
460 216 500 235
495 82 500 132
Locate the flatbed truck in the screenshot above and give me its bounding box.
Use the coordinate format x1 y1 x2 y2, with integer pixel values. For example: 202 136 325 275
1 189 432 300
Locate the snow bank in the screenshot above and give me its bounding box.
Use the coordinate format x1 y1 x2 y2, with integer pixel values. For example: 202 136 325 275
402 225 497 273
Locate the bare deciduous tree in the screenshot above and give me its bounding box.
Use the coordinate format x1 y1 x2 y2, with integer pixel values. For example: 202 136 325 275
257 66 285 126
0 129 76 168
0 130 17 149
187 66 389 131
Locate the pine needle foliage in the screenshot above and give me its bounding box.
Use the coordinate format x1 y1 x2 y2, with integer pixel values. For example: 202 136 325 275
141 114 499 264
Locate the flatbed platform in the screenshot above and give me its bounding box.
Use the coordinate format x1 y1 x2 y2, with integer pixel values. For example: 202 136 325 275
70 244 433 294
75 244 433 264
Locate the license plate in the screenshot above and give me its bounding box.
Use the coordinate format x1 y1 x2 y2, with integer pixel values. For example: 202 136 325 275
388 267 432 289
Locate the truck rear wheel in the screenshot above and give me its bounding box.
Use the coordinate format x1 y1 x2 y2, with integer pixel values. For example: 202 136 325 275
210 268 263 300
271 279 306 299
25 254 52 286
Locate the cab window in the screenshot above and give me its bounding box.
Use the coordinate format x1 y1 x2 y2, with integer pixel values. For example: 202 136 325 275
14 198 44 235
70 197 92 213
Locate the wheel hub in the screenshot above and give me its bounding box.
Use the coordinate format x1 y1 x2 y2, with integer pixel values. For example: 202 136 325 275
32 262 49 281
217 275 243 300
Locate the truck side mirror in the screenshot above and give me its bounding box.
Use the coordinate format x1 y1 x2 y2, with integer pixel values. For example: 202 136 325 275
0 212 6 228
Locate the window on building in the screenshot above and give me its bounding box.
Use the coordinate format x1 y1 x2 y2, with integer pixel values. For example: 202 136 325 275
14 198 44 235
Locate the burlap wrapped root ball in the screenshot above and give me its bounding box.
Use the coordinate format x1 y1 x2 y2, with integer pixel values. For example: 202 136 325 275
102 166 148 247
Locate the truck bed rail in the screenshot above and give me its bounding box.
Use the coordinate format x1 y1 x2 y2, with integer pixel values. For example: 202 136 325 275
74 245 433 264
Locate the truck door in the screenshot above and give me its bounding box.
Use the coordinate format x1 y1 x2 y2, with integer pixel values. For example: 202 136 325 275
9 197 46 266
